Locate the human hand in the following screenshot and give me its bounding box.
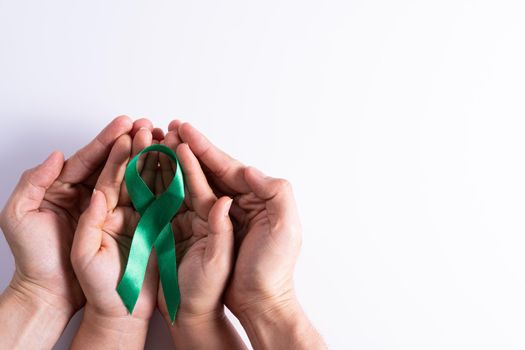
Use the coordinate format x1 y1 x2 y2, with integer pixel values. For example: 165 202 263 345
69 128 160 349
170 121 326 349
170 121 302 316
155 130 246 349
0 116 133 316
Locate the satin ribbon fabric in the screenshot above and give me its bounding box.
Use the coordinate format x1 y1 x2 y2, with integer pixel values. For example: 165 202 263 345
117 144 185 323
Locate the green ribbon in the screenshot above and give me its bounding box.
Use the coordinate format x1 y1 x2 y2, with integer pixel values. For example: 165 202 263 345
117 144 185 323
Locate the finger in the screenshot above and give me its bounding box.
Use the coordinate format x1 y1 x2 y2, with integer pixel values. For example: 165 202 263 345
5 151 64 221
120 128 152 206
141 141 159 193
243 167 301 235
71 189 108 271
155 165 164 195
159 131 180 190
94 134 131 210
152 127 165 141
178 122 250 194
59 115 133 184
82 164 104 188
164 129 183 173
132 128 153 173
168 119 182 132
177 143 216 219
158 152 173 193
163 130 191 212
164 129 183 149
205 196 234 264
130 118 153 137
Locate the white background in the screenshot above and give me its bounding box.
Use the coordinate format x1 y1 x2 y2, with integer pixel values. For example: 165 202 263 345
1 0 525 349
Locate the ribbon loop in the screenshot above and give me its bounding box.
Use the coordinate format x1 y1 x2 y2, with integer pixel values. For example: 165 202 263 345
117 144 184 323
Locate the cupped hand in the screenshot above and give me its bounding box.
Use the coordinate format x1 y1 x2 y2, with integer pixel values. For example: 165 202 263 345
0 116 135 314
170 121 303 316
156 130 235 322
70 128 159 321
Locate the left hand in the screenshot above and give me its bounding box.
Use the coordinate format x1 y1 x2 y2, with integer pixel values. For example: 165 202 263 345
0 116 133 315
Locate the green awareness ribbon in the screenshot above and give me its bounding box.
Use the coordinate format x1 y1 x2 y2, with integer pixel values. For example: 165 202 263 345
117 144 185 323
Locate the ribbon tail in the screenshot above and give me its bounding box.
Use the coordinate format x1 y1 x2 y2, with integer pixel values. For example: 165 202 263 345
156 223 180 324
116 271 141 314
117 218 157 314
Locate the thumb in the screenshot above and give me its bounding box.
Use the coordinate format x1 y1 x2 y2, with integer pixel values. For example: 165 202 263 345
71 189 108 271
244 166 302 239
205 196 234 264
7 151 64 220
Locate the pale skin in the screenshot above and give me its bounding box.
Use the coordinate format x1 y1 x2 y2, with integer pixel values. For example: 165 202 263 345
0 117 326 350
156 130 247 349
169 121 328 350
69 129 159 349
70 127 246 349
0 116 139 349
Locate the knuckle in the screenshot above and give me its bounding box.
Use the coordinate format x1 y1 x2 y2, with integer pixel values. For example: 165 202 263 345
20 169 32 183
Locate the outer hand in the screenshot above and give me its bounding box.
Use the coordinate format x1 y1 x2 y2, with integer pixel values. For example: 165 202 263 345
156 130 246 350
170 121 302 316
0 116 133 315
170 121 327 349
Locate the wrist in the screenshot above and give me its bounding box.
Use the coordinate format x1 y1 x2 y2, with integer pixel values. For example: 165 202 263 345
8 272 78 318
0 279 74 349
235 292 327 350
71 305 150 350
82 304 150 333
236 290 302 331
230 285 298 320
173 307 226 327
168 306 248 350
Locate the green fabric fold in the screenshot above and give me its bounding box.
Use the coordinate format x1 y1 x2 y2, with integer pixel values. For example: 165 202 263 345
117 144 184 323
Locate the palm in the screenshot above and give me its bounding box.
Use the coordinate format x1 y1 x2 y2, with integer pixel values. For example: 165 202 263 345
170 121 303 312
2 117 136 312
12 195 85 309
5 175 98 311
158 203 223 319
157 138 234 320
174 211 222 314
79 206 158 319
70 129 168 321
225 192 298 308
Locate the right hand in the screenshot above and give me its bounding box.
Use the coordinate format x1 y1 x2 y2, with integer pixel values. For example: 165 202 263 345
169 121 303 317
156 130 235 321
70 128 159 322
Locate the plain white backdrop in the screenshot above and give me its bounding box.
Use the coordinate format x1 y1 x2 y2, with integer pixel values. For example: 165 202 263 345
1 0 525 349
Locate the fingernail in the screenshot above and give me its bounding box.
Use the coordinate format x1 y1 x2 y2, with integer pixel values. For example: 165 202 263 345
224 198 233 217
